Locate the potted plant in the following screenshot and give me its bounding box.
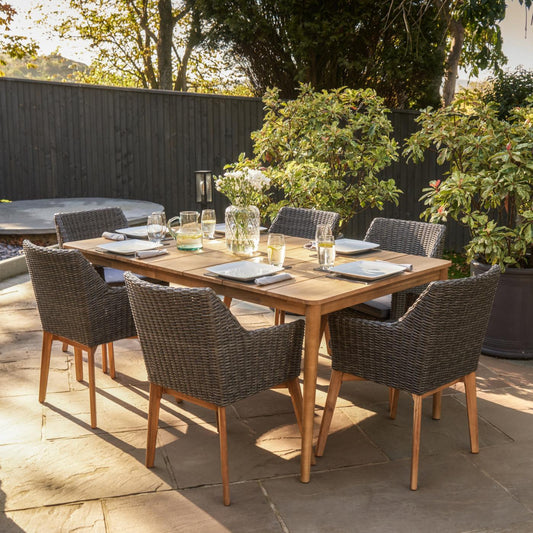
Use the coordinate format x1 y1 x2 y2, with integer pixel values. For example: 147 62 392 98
404 90 533 358
249 83 402 229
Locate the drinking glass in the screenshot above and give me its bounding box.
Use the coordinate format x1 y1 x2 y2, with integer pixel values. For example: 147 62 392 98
201 209 216 239
315 224 333 246
317 234 335 270
267 233 286 267
147 212 166 245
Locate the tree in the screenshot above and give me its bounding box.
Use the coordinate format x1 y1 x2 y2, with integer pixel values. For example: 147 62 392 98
48 0 246 93
197 0 447 108
437 0 533 106
0 2 38 74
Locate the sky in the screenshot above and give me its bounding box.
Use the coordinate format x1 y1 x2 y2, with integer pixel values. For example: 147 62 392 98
8 0 533 76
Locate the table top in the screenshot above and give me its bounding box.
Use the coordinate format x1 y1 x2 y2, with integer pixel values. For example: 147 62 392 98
66 234 451 315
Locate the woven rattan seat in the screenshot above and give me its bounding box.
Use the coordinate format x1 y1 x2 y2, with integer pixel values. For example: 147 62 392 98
124 272 305 505
316 265 500 490
23 240 137 428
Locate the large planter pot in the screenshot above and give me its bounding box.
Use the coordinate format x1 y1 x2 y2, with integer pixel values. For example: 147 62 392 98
224 205 260 257
471 260 533 359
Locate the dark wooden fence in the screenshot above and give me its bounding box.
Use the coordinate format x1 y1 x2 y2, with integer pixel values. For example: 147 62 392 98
0 77 468 251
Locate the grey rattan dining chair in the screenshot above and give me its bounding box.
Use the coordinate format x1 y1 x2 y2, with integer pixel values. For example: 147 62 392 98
315 265 500 490
265 206 341 324
269 206 341 239
124 272 305 506
23 240 137 428
54 207 165 373
356 217 447 320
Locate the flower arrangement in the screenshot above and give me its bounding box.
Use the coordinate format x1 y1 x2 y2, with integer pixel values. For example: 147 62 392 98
215 154 271 256
215 153 270 207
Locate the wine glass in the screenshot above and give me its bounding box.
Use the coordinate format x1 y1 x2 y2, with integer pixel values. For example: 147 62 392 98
201 209 216 239
147 212 166 245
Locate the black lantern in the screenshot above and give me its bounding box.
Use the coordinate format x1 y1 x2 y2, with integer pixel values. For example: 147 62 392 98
195 170 213 210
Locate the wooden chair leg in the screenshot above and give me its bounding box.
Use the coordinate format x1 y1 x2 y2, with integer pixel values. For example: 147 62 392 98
464 372 479 454
287 378 304 436
324 323 332 356
217 407 230 506
101 343 108 374
39 331 53 403
223 296 232 308
107 342 116 379
389 388 400 419
74 347 83 382
62 341 69 352
410 395 423 490
274 309 286 325
315 370 343 457
146 383 163 468
432 391 442 420
87 347 97 428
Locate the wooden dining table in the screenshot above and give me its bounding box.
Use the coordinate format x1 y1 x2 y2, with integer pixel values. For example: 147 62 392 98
65 233 451 483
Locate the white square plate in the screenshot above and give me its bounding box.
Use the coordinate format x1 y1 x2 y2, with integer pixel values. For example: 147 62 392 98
96 239 163 255
115 226 169 239
334 239 380 255
329 260 408 280
214 223 267 234
206 261 283 281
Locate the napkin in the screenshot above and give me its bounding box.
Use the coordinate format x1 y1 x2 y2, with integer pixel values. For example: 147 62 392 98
102 232 126 241
254 272 293 286
375 260 413 271
135 249 168 259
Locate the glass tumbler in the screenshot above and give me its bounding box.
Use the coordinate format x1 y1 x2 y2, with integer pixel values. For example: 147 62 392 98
267 233 286 267
147 212 166 245
201 209 216 239
317 234 335 270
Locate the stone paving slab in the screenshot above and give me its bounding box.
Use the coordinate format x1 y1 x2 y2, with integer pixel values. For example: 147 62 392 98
103 485 283 532
262 454 533 533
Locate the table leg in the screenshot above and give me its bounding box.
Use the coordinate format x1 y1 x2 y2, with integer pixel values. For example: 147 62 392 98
301 305 322 483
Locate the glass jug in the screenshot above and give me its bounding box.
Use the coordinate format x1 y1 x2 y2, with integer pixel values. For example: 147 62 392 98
167 211 203 250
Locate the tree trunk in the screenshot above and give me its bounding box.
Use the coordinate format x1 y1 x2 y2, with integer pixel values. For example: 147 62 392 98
442 17 465 106
174 43 192 91
157 0 175 90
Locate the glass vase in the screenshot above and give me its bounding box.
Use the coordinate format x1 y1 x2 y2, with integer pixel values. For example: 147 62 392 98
225 204 260 256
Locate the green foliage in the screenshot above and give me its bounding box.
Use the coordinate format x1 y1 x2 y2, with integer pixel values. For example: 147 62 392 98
483 67 533 119
250 84 401 227
0 2 38 74
198 0 446 108
404 90 533 269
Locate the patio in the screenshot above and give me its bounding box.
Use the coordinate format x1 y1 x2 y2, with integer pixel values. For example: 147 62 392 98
2 271 533 532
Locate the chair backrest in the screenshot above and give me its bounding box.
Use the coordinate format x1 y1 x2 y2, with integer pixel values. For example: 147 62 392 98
23 240 122 346
55 207 128 247
398 265 500 392
125 272 304 405
364 217 446 258
125 272 256 405
268 207 340 239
